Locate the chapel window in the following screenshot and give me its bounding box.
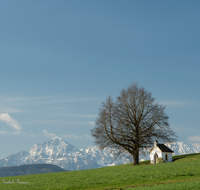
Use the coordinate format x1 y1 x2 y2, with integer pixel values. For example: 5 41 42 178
165 153 168 161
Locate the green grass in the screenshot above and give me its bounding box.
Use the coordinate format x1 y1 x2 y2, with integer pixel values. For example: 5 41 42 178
124 179 200 190
0 153 200 190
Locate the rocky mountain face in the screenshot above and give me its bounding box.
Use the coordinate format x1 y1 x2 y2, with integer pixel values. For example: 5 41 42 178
165 142 200 155
0 137 99 171
80 146 131 166
0 137 199 171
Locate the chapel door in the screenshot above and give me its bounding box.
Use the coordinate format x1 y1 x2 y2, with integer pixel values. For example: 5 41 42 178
154 153 158 164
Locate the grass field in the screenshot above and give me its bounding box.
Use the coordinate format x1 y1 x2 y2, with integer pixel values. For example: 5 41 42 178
0 153 200 190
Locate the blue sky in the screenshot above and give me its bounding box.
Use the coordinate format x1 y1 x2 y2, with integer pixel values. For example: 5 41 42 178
0 0 200 159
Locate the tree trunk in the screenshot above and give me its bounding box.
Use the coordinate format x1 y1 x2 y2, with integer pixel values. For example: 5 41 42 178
133 151 139 165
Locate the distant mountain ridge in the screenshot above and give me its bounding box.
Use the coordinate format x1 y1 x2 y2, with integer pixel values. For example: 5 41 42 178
0 137 199 171
165 142 200 155
0 164 66 177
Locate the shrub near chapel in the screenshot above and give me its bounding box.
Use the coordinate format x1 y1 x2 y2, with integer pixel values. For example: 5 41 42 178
156 157 165 164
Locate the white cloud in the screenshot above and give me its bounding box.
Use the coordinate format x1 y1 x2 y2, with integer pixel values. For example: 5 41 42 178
0 113 21 131
89 121 95 126
42 130 56 138
187 135 200 142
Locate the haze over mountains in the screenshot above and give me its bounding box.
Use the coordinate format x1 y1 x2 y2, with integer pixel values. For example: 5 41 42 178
0 137 199 171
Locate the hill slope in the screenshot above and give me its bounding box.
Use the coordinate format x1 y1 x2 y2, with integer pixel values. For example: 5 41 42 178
0 153 199 190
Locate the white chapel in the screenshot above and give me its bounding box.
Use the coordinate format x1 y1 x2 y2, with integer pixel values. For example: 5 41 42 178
149 140 174 164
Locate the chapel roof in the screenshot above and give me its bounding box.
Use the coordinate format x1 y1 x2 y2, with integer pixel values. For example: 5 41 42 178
156 144 174 153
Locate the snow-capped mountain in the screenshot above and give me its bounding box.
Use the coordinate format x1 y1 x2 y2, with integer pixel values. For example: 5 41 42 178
0 137 199 171
0 137 99 170
80 146 131 166
165 142 200 155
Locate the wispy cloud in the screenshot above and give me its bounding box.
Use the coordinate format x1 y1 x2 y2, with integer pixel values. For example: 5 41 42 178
0 96 53 103
0 96 100 104
187 135 200 142
46 113 97 119
44 98 100 103
192 143 200 148
65 114 97 118
159 101 188 106
61 134 93 139
42 130 56 138
0 130 21 135
0 113 21 131
33 120 87 125
89 121 95 126
61 134 82 139
84 134 93 139
169 125 190 132
0 107 22 113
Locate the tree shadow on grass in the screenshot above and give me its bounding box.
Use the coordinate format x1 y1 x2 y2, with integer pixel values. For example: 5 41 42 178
172 155 186 162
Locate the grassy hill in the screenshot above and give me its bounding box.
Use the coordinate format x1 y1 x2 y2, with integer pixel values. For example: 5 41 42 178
0 164 66 177
0 153 200 190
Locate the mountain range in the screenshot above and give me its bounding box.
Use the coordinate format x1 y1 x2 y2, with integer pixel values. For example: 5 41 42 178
0 137 199 171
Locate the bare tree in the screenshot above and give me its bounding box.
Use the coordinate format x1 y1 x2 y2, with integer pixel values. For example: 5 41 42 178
91 83 177 165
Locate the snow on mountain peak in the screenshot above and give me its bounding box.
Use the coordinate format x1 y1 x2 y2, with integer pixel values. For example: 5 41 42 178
165 142 200 155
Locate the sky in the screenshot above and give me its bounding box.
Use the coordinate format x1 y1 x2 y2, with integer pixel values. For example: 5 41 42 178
0 0 200 159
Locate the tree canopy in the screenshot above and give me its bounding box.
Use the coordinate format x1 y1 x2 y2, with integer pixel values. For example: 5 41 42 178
91 83 177 165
